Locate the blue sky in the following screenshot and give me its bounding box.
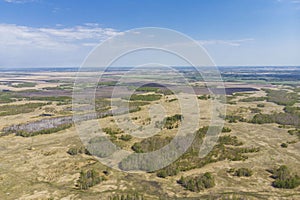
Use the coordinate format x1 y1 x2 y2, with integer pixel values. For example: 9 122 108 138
0 0 299 67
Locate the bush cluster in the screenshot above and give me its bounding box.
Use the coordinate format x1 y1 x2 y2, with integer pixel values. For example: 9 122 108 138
233 168 253 177
16 123 72 137
178 172 215 192
264 89 298 106
109 194 144 200
119 134 133 141
270 165 300 189
77 169 105 190
163 114 183 129
221 127 232 133
125 126 259 177
218 135 243 146
67 146 90 155
198 95 211 100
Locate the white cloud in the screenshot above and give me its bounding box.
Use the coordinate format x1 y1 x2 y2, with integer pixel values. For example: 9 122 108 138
0 23 122 48
198 38 254 47
0 23 258 67
3 0 37 3
0 23 123 67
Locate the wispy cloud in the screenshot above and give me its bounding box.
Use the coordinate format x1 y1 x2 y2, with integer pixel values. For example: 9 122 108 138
276 0 300 9
0 23 122 49
3 0 37 3
198 38 254 47
0 23 123 67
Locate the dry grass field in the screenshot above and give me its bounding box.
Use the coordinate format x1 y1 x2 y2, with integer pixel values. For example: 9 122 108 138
0 70 299 200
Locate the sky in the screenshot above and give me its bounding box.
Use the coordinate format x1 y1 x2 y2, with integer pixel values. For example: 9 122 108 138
0 0 300 68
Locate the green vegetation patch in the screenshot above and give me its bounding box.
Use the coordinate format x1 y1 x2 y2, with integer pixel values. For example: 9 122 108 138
128 94 162 101
178 172 215 192
67 146 91 155
122 126 259 177
232 168 253 177
103 127 124 136
154 114 183 129
250 112 300 127
221 115 246 123
98 81 118 86
222 127 232 133
218 135 243 146
198 95 211 100
0 91 23 103
29 96 72 105
0 102 48 116
264 89 298 106
257 103 265 108
77 169 106 190
288 129 300 139
163 114 183 129
119 134 133 141
132 136 172 153
281 143 288 148
108 194 145 200
269 165 300 189
239 96 266 102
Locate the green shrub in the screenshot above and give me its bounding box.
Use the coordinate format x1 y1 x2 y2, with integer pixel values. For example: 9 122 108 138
163 114 183 129
284 106 300 116
250 114 274 124
288 129 300 139
257 103 265 108
120 134 132 141
249 107 261 113
178 172 215 192
281 143 288 148
218 135 243 146
167 98 178 102
131 143 144 153
67 146 90 155
273 176 300 189
270 165 300 189
234 168 253 177
157 165 179 178
222 115 245 123
222 127 232 133
250 113 300 127
131 136 172 153
77 169 105 190
198 95 211 100
109 193 144 200
103 127 123 135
